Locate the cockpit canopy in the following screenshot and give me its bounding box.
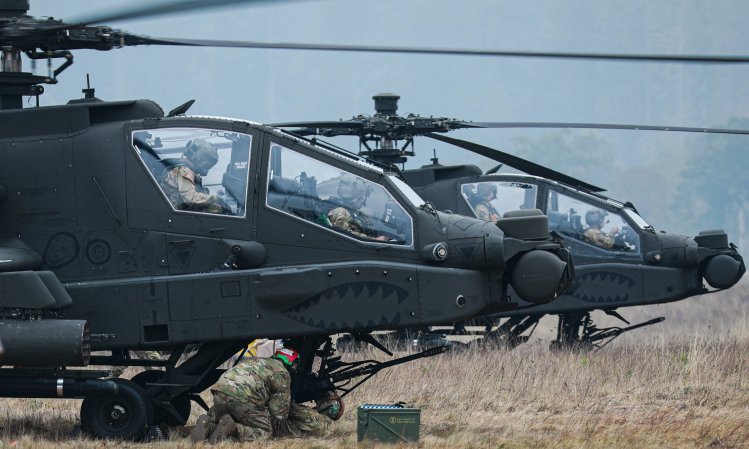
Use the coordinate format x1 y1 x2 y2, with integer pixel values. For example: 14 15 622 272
266 143 414 246
130 125 417 246
132 127 251 217
460 178 646 254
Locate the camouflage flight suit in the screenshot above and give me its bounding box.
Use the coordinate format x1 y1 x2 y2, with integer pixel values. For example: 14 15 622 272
209 358 332 440
162 165 227 214
272 402 332 438
209 358 291 441
474 200 499 222
583 227 615 249
327 206 379 240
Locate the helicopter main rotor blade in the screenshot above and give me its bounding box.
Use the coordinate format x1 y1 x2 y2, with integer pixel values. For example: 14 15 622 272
468 122 749 135
6 2 749 64
58 0 291 28
268 120 364 129
424 133 605 193
272 116 749 139
119 35 749 63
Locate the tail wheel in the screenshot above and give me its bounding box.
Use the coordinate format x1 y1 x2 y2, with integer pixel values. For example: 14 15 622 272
80 378 153 441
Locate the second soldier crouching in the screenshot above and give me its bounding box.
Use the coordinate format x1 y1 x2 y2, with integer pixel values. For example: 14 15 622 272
191 347 342 443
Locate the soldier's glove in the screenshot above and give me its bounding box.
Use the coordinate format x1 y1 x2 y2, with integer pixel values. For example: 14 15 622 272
315 394 344 421
217 198 233 215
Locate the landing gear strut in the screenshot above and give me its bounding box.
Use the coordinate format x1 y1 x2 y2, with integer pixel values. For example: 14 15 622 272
131 370 192 426
482 314 543 348
550 311 665 351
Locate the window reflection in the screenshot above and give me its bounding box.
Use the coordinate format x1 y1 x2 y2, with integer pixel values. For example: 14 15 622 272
266 144 413 245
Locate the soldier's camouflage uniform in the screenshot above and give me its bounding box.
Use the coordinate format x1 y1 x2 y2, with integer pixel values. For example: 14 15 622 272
272 402 332 438
327 206 378 240
209 358 331 440
162 165 226 214
583 227 615 249
474 201 499 222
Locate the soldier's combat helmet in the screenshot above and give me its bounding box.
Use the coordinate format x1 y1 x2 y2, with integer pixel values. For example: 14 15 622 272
585 209 607 228
184 139 219 176
272 347 299 366
477 182 497 199
337 174 371 201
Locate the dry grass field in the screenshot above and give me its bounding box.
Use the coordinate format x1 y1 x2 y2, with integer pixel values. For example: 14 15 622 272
2 282 748 449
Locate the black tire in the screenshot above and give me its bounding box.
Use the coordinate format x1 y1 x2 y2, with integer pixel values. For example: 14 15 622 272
131 370 192 426
80 378 153 441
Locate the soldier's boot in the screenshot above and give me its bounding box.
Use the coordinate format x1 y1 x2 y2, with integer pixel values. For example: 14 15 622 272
189 414 215 443
208 414 237 443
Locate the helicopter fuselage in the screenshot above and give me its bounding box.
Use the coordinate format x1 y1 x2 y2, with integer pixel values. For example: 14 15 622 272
0 100 571 356
405 165 745 318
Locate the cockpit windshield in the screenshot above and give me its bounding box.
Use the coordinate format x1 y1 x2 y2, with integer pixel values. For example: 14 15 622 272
548 189 640 253
461 181 537 222
266 144 414 246
388 175 426 207
623 208 651 230
132 128 252 217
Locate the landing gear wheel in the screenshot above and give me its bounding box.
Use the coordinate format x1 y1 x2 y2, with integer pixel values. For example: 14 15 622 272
80 378 153 440
131 370 192 426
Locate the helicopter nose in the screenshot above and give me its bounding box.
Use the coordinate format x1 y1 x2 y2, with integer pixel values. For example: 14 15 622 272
694 230 746 289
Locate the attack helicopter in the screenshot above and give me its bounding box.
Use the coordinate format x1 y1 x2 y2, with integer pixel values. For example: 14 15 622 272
0 0 579 440
3 0 749 441
273 93 746 349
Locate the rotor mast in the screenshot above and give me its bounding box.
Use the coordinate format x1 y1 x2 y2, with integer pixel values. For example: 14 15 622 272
0 0 44 110
358 93 416 165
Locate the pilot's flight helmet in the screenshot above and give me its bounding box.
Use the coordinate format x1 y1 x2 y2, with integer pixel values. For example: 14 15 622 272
337 174 370 201
585 209 607 228
477 182 497 199
272 347 299 366
184 139 219 176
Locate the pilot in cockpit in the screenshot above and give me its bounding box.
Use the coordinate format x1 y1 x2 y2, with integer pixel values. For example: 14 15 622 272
327 174 389 241
162 138 232 214
474 183 500 222
583 209 620 249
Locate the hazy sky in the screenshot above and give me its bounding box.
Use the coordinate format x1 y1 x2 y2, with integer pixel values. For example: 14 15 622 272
23 0 749 241
29 1 749 123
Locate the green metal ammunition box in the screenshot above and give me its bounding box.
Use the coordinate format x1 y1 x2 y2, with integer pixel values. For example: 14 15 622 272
357 403 420 443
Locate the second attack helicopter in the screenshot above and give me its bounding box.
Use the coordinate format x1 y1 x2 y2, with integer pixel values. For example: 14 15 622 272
274 93 747 349
0 0 579 440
